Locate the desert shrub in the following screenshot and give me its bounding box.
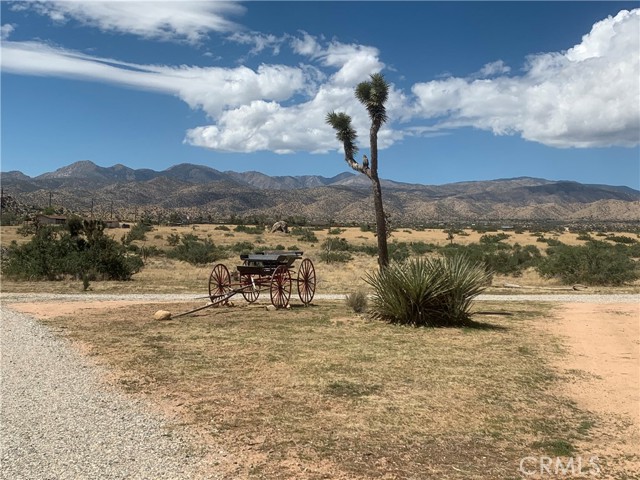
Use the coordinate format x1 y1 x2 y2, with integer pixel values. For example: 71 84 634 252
166 233 180 246
366 255 491 327
442 242 541 276
3 225 141 281
389 242 410 262
352 244 378 256
230 241 255 254
328 227 345 235
479 233 510 244
607 235 637 244
410 241 436 255
345 289 369 313
287 245 300 251
360 224 374 232
122 222 152 244
576 233 593 241
320 237 352 263
214 225 230 231
294 228 318 243
167 235 227 265
234 225 264 234
537 240 639 286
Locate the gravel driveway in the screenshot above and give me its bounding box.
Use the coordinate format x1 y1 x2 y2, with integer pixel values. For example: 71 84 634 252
0 307 218 480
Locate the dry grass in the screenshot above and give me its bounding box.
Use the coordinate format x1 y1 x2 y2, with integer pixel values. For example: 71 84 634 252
36 300 595 479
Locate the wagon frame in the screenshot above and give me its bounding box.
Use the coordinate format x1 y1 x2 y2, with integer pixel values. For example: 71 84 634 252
208 251 316 309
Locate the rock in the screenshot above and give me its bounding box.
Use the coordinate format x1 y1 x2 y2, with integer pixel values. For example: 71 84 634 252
266 305 277 312
153 310 172 321
270 220 288 233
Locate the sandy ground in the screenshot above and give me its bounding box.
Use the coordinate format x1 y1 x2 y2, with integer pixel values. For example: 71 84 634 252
546 303 640 477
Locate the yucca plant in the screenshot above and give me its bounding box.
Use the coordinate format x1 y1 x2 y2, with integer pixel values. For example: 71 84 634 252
365 255 491 327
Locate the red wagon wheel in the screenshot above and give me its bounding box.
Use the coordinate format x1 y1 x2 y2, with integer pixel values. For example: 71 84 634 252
297 258 316 305
209 264 232 304
270 265 291 308
240 273 260 303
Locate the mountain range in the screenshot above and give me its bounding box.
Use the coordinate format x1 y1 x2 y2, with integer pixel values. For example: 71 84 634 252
1 160 638 223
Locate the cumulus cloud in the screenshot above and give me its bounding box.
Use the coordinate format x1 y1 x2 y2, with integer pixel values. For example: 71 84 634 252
475 60 510 78
412 9 640 148
185 34 390 153
1 24 15 40
18 0 245 43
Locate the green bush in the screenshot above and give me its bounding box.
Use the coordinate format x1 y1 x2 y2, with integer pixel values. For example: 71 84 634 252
234 225 263 234
230 241 255 254
607 235 637 244
3 224 141 281
294 228 318 243
409 241 436 255
320 237 352 263
122 222 152 244
166 233 180 246
442 241 540 276
537 240 639 286
389 241 410 262
479 233 510 244
366 256 491 327
167 235 227 265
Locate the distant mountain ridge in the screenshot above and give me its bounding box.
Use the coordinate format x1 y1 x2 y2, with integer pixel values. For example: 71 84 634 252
1 160 638 222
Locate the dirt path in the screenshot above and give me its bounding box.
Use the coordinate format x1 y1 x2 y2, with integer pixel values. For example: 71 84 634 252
546 303 639 477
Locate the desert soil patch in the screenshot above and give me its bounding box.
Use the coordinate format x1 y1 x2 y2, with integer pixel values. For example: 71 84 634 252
545 302 640 478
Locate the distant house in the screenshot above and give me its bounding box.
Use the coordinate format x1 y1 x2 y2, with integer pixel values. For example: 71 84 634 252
36 215 121 228
36 215 67 226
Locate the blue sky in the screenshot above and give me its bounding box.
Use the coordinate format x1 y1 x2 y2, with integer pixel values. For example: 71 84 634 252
1 1 639 188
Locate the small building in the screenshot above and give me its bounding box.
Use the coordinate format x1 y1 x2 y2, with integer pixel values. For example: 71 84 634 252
36 215 67 226
104 220 120 228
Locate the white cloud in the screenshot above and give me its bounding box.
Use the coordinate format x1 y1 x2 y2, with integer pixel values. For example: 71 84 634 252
20 0 245 44
412 9 640 148
3 8 637 155
476 60 510 78
185 34 391 153
228 31 284 56
1 24 15 40
1 41 308 117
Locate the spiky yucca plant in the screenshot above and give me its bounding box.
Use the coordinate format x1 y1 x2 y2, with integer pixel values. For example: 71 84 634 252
365 256 491 327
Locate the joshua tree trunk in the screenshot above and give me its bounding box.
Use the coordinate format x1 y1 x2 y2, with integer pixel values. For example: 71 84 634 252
369 125 389 268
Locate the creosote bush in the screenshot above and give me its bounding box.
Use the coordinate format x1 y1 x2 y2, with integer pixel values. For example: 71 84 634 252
366 256 491 327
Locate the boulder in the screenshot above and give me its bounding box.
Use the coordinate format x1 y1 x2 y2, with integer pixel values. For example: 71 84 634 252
154 310 172 321
270 221 288 233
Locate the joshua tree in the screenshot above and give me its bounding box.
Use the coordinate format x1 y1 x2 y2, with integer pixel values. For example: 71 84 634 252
326 73 390 268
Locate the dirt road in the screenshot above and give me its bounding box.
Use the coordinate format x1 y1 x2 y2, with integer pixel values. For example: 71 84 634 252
546 303 639 478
